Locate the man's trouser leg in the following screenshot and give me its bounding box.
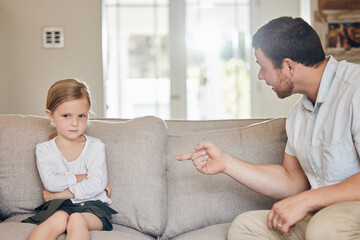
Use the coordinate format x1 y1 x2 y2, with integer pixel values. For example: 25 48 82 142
306 201 360 240
228 201 360 240
227 210 310 240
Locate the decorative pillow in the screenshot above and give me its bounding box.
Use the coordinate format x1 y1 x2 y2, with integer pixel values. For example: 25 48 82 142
163 118 287 240
85 116 167 237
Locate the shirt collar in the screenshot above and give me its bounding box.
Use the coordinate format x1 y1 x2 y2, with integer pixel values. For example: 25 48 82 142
302 56 338 111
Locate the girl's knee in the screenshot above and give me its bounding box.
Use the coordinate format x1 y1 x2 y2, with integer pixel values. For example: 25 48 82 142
67 213 87 229
28 211 69 240
52 210 69 220
48 211 69 231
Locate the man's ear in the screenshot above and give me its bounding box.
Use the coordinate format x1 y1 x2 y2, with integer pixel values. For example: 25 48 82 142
45 109 54 122
283 58 296 75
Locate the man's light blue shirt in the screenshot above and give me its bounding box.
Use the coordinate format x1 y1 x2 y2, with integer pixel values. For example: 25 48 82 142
285 56 360 189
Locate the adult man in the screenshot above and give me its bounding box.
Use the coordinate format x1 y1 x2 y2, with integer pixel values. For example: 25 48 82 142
176 16 360 239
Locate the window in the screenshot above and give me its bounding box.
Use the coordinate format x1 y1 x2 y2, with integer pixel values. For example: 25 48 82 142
104 0 250 119
186 0 250 119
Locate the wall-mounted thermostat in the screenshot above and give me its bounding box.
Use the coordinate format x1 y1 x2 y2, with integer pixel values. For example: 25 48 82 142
42 26 65 49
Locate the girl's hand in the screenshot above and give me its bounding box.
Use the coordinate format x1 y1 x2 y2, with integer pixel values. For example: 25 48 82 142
105 183 112 197
42 190 55 202
76 174 88 182
42 189 74 202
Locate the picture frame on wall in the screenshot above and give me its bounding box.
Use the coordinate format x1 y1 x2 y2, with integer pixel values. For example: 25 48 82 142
318 0 360 10
314 10 360 63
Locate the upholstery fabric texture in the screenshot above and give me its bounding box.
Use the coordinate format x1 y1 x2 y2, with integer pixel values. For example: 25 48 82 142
84 116 168 236
0 115 52 219
163 118 286 239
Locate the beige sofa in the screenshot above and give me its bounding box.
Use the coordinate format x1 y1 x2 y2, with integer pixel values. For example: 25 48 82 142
0 114 286 240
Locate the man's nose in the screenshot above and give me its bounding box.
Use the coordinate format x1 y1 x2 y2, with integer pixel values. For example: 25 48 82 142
258 70 264 80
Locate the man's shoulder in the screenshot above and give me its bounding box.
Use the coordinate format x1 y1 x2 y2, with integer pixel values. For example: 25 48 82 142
287 96 304 116
335 59 360 87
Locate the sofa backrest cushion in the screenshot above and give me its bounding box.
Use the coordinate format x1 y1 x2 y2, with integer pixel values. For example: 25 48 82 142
0 115 51 220
163 118 286 240
165 119 266 135
0 115 168 237
85 116 167 236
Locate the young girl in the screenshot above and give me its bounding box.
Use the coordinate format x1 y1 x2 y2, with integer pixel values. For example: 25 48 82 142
22 79 117 240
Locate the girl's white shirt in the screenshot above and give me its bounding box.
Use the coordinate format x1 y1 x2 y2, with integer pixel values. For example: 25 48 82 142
36 135 111 204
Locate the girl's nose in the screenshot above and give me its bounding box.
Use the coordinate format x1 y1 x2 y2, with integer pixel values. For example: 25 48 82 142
70 117 78 126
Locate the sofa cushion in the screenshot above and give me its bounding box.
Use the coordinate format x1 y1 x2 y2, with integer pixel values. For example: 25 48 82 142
4 214 155 240
172 223 230 240
0 115 167 237
0 115 51 220
85 116 167 237
165 119 266 135
0 221 156 240
163 118 286 240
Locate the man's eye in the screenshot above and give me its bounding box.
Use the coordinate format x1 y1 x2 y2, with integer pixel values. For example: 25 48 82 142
63 115 69 118
79 115 86 118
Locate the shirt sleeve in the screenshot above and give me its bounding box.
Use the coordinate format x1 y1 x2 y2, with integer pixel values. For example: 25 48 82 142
351 88 360 157
284 106 297 157
36 143 77 192
68 140 108 201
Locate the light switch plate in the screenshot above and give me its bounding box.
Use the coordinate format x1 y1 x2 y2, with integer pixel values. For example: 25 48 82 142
42 26 65 49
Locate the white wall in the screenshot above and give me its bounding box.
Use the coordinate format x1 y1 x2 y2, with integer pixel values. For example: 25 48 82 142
0 4 10 113
0 0 104 117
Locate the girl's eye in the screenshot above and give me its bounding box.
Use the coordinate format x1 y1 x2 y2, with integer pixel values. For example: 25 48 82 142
79 115 86 118
63 115 69 118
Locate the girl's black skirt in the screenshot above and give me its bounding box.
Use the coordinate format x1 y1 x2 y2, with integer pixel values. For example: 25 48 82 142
21 199 117 231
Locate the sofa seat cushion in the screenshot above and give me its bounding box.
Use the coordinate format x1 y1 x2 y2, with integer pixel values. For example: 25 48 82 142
171 223 230 240
0 222 39 240
5 214 156 240
0 221 156 240
163 118 286 240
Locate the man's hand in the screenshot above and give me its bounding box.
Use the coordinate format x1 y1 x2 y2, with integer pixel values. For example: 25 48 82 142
175 141 226 175
267 192 310 236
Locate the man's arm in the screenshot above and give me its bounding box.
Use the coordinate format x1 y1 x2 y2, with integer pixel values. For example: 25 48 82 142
225 151 310 199
176 141 315 236
176 141 310 199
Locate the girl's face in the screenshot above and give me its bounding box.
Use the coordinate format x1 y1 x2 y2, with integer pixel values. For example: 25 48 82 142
46 98 90 142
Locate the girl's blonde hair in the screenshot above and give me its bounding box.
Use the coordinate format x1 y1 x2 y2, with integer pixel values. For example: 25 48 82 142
47 79 92 139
